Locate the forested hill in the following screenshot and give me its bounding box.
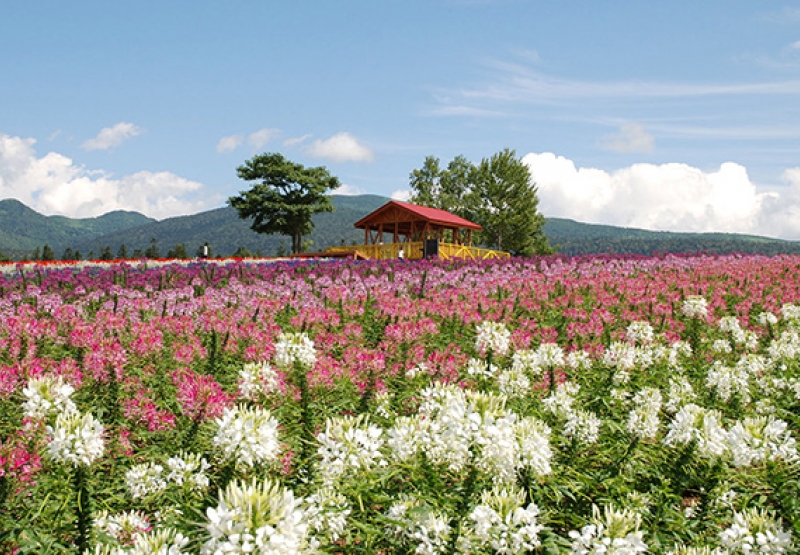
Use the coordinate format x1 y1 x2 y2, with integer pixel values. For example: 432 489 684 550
1 195 800 259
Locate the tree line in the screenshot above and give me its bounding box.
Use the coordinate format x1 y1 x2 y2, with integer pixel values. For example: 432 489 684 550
228 150 552 256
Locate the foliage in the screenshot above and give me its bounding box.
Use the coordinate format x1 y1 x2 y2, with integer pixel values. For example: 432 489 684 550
409 150 552 256
229 152 340 254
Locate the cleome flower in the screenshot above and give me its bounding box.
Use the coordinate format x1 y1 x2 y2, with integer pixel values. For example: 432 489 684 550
568 505 647 555
46 409 104 467
22 374 76 421
202 478 313 555
681 296 709 320
718 508 793 554
213 404 281 469
726 415 798 467
663 403 728 459
458 486 543 555
273 332 317 369
316 413 385 485
237 361 280 401
386 496 451 555
475 321 511 358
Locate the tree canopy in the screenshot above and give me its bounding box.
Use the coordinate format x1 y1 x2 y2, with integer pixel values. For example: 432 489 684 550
229 153 339 254
409 149 551 256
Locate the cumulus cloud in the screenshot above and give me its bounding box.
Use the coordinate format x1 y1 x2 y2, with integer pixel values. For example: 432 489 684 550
522 151 800 239
0 133 218 219
332 183 366 196
305 132 374 162
248 128 279 150
82 122 142 151
598 123 655 153
284 134 312 147
391 189 412 201
216 134 244 153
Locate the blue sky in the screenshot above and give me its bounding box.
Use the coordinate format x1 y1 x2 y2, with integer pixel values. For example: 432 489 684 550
3 2 800 238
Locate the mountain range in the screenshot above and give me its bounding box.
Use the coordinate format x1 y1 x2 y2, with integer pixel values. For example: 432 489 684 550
1 195 799 260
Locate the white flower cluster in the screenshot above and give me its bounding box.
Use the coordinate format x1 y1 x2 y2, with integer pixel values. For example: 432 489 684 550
544 382 602 445
682 296 709 319
780 303 800 322
386 497 451 555
22 374 76 420
46 410 104 467
388 384 552 482
475 321 511 357
166 451 211 493
663 404 728 458
726 416 798 467
202 479 314 555
93 510 152 545
758 311 779 326
534 342 565 369
665 377 696 414
458 487 543 555
238 361 280 400
568 505 648 555
706 361 751 404
274 332 317 369
626 387 663 440
213 405 281 469
303 487 351 543
768 329 800 361
718 508 793 554
92 527 190 555
126 462 168 499
626 321 655 345
316 414 385 485
717 317 758 350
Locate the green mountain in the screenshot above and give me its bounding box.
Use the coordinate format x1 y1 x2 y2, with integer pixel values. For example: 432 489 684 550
4 195 800 259
0 199 156 259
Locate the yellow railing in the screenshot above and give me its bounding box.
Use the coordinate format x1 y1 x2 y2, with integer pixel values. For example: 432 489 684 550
325 242 509 261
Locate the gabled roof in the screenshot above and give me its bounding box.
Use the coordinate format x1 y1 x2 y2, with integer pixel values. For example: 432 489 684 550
353 200 482 230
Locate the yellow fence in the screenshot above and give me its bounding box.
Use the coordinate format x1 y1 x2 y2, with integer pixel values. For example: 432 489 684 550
325 242 509 261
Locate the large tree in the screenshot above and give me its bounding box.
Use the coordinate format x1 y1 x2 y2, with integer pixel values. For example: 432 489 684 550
408 149 551 256
229 153 340 254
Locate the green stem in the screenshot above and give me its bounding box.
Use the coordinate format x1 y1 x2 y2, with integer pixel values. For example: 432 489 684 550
73 466 91 554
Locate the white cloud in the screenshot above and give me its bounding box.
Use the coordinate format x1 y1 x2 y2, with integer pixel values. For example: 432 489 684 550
284 134 311 147
216 134 244 153
0 133 218 219
522 152 800 239
391 189 412 201
305 132 374 162
598 123 655 153
82 122 141 151
248 128 279 150
332 183 366 196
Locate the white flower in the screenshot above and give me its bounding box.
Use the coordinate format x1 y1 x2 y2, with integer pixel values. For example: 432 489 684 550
780 303 800 322
475 321 511 357
126 462 167 499
94 510 152 545
46 410 104 467
682 296 708 319
316 414 385 485
238 361 280 400
719 508 793 554
510 350 541 376
274 332 317 369
459 487 543 555
543 382 581 418
665 377 696 413
626 321 654 345
626 387 663 440
758 311 778 326
387 415 423 462
566 350 594 371
466 357 494 378
603 342 637 373
166 451 211 493
515 417 553 476
304 487 351 543
386 498 451 555
202 479 313 555
663 404 728 458
568 505 647 555
726 416 798 467
22 375 76 421
563 410 602 445
535 343 565 369
706 361 751 404
213 405 281 469
497 368 532 398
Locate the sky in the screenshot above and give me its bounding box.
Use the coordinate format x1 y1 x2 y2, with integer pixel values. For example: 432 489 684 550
2 1 800 239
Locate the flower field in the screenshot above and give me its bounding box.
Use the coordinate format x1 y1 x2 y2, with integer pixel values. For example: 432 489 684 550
1 254 800 554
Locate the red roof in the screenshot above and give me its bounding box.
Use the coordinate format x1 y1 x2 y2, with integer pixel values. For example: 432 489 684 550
354 200 482 230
